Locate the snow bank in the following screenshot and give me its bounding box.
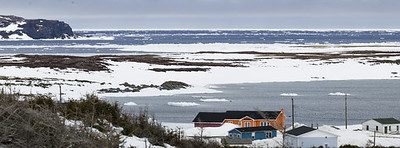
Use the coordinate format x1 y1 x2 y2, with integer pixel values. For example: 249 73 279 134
318 124 400 147
167 102 200 107
121 135 167 148
184 123 239 137
7 33 32 40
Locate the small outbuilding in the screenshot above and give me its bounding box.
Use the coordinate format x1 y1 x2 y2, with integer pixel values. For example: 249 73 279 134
228 126 277 140
285 126 338 148
362 118 400 134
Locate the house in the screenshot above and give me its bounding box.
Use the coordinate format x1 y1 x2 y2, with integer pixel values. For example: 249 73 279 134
285 126 338 148
362 118 400 134
192 112 226 127
228 126 277 140
192 109 285 130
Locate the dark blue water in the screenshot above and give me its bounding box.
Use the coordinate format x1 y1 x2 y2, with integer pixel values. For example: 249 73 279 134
106 80 400 126
0 30 399 54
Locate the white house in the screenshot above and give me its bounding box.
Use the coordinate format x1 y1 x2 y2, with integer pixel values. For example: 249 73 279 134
284 126 338 148
362 118 400 134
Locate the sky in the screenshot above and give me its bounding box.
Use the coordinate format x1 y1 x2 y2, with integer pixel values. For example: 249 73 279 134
1 0 400 29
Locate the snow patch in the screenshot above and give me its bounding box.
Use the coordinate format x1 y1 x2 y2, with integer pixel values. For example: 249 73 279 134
0 22 24 33
121 135 168 148
200 98 230 102
124 102 138 106
280 93 299 97
329 92 351 96
167 102 200 107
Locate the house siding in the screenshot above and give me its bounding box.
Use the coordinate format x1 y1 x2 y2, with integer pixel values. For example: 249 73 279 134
224 118 283 130
255 132 265 140
241 133 252 139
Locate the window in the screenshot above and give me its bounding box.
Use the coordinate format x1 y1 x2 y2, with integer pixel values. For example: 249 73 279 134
397 126 399 131
376 126 379 131
261 122 268 126
366 125 369 131
227 121 233 123
265 131 272 138
238 122 242 127
389 126 391 131
237 134 240 138
245 122 251 127
229 133 233 138
384 126 388 134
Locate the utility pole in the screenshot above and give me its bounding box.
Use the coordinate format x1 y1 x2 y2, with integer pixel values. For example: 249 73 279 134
292 97 295 129
373 130 376 147
59 84 62 103
282 125 286 148
345 93 348 129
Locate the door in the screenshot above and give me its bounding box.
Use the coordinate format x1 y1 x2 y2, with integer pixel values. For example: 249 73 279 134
384 126 388 134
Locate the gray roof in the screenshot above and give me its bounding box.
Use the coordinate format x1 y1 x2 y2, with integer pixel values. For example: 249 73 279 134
232 126 276 133
286 126 316 136
372 118 400 124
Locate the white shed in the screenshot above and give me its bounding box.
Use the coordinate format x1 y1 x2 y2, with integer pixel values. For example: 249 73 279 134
285 126 338 148
362 118 400 134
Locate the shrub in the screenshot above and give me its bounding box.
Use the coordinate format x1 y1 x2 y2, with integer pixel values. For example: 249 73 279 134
0 92 121 147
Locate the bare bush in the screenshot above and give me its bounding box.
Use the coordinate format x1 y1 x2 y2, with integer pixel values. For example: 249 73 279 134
0 93 121 147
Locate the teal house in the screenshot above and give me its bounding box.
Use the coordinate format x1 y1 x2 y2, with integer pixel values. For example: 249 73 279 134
228 126 277 140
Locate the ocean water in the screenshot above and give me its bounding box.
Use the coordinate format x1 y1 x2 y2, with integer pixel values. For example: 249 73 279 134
0 30 400 54
106 80 400 126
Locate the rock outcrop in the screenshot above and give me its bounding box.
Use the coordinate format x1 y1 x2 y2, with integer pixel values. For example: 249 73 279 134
0 15 73 39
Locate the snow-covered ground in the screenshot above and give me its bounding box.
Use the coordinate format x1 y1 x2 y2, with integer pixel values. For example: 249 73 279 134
0 43 400 99
163 122 400 147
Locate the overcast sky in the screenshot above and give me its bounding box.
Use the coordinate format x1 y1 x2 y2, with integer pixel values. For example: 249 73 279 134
1 0 400 29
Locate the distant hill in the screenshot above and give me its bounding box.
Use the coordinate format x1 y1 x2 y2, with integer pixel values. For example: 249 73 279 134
0 15 73 39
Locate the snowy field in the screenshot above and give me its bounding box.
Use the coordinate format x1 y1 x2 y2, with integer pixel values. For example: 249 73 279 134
0 43 399 99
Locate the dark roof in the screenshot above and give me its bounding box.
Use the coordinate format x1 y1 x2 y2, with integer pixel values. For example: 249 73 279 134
192 112 226 122
225 111 280 120
286 126 316 136
232 126 276 133
373 118 400 124
192 110 281 123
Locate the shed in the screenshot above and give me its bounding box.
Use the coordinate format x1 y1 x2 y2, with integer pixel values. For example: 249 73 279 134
285 126 338 148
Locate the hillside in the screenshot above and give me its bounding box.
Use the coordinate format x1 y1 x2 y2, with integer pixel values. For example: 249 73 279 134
0 15 73 39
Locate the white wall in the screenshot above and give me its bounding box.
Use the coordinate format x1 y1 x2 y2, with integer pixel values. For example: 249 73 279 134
362 120 383 133
286 136 337 148
362 120 400 134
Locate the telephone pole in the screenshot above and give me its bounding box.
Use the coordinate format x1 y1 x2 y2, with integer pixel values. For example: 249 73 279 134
373 130 376 147
291 97 295 129
345 93 348 129
59 84 62 103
